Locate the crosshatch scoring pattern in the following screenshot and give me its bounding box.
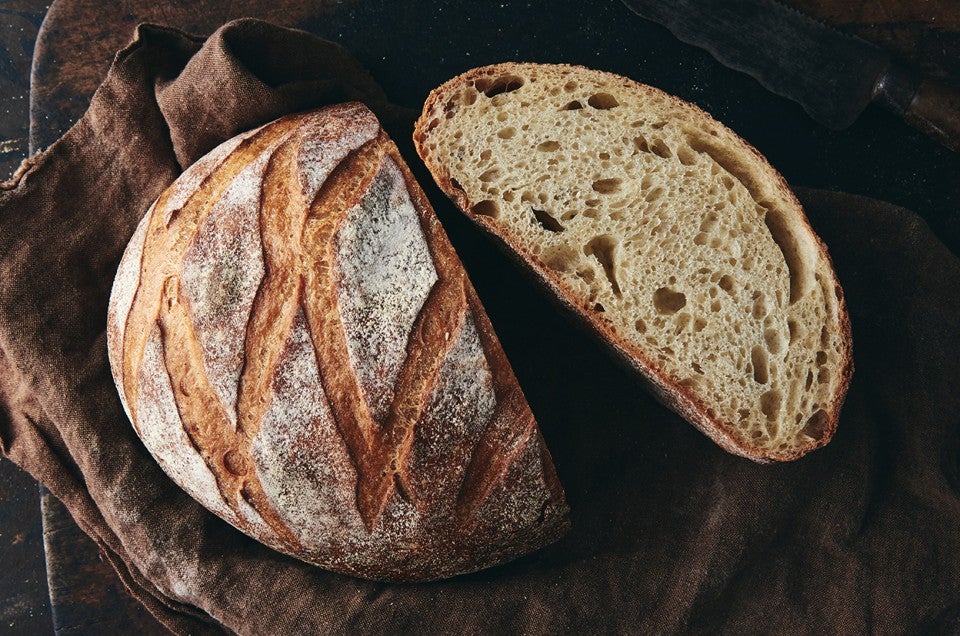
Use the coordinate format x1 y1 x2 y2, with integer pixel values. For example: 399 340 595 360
107 104 567 580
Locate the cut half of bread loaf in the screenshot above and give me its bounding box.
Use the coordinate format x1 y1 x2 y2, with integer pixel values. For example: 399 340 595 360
107 103 569 582
414 63 853 462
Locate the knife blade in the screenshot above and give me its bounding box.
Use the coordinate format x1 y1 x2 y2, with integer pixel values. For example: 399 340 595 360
620 0 960 152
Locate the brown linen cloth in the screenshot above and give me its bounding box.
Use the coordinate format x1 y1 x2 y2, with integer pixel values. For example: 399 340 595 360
2 17 960 635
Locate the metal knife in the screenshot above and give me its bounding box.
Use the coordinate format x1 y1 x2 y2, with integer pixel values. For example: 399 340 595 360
620 0 960 152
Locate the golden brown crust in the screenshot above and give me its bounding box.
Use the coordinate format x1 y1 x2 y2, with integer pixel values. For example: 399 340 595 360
414 63 853 462
107 103 569 582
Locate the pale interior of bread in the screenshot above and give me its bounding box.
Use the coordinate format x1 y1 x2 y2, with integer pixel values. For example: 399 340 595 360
416 64 847 455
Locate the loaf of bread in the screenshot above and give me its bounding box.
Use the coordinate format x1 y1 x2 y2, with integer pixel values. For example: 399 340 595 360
106 103 569 582
414 64 853 461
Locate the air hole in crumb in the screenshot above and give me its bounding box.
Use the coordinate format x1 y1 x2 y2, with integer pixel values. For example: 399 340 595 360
634 135 650 153
788 320 800 344
497 126 517 139
538 140 560 152
801 409 829 441
563 80 578 92
542 244 579 271
765 328 785 355
816 351 828 365
599 151 610 160
594 302 605 312
718 275 734 293
653 287 686 314
563 100 584 111
588 92 619 109
480 149 492 162
692 362 704 375
471 200 499 218
677 146 697 166
479 168 500 182
585 235 622 296
805 370 814 390
694 317 707 332
752 346 769 384
651 139 672 158
635 318 647 333
592 178 622 194
694 233 708 246
818 367 831 384
753 295 768 319
476 74 525 97
764 210 806 304
575 268 595 286
460 87 478 105
531 208 564 233
675 313 691 334
645 186 665 202
760 390 781 420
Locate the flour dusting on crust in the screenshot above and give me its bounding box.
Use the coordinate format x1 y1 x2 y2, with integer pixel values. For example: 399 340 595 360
163 127 260 222
136 325 236 522
408 310 497 513
297 103 379 203
334 156 438 422
181 151 269 425
108 201 153 413
252 308 364 542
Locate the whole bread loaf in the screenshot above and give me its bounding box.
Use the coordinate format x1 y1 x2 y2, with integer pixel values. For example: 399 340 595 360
106 103 569 582
414 63 853 462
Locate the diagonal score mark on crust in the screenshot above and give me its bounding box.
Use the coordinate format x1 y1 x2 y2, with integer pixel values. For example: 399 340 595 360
300 142 469 531
299 134 394 531
235 137 308 437
300 134 387 454
121 114 310 418
454 289 540 526
359 270 467 524
157 276 304 552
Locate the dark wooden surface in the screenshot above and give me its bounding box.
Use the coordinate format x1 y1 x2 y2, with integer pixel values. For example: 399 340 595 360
40 492 168 635
0 1 45 180
0 1 55 634
0 462 50 634
2 0 959 634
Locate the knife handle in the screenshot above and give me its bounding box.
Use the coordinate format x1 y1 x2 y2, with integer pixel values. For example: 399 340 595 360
904 80 960 153
875 63 960 153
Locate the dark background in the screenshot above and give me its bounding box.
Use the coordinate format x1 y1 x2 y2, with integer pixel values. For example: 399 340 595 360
2 0 958 632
